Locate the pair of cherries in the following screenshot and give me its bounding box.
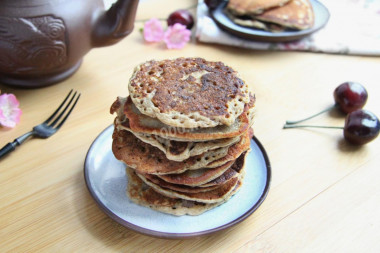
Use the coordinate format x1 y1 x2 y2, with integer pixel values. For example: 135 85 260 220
284 82 380 145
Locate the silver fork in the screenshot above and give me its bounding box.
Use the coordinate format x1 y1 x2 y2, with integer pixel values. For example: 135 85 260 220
0 90 80 159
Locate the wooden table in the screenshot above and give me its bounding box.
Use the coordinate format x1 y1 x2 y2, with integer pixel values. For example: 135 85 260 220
1 0 380 251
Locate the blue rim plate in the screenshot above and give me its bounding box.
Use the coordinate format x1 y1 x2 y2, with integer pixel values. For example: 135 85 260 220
210 0 330 42
84 125 271 239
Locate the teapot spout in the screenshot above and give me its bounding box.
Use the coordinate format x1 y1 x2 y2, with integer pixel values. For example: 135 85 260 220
92 0 139 47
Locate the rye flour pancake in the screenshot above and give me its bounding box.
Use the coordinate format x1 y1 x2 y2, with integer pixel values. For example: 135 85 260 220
126 168 228 216
254 0 314 30
137 172 240 204
141 174 222 193
112 127 251 175
227 0 291 15
157 151 247 187
128 131 240 162
128 58 250 128
111 96 254 142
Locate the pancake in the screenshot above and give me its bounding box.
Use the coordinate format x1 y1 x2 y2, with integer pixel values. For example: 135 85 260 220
246 93 256 126
112 127 251 175
200 168 240 187
120 121 240 161
157 151 247 187
227 0 291 15
206 127 252 168
128 58 251 128
156 160 235 187
126 168 226 216
225 11 286 32
140 173 221 193
111 96 253 142
113 128 230 175
254 0 314 30
131 132 240 162
201 151 247 187
137 172 240 204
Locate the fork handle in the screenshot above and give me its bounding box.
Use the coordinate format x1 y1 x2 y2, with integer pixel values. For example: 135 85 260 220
0 141 19 159
0 132 33 159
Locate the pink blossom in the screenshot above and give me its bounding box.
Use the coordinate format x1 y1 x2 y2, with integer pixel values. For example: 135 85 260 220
0 93 22 128
163 23 191 49
143 18 165 42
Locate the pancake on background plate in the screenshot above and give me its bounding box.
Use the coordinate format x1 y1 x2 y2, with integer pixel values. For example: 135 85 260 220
226 0 315 32
254 0 314 30
227 0 291 15
110 57 256 216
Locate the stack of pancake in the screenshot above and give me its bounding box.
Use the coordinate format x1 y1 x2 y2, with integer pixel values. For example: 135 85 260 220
226 0 315 32
110 57 256 216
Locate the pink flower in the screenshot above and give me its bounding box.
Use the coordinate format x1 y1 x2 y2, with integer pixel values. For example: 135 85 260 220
143 18 165 42
163 23 191 49
0 93 22 128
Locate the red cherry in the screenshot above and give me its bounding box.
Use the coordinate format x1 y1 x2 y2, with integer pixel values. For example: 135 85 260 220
343 109 380 145
334 82 368 114
167 9 194 29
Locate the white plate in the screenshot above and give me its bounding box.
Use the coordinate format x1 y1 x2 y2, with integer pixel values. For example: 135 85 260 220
84 125 271 239
210 0 330 42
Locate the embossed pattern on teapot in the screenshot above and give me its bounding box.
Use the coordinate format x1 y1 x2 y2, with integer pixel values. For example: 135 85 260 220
0 0 139 88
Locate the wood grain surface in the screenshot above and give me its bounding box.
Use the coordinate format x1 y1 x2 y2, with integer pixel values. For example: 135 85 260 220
1 0 380 252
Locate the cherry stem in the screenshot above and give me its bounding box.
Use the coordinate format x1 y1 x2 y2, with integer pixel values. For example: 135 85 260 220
283 124 343 130
285 104 338 125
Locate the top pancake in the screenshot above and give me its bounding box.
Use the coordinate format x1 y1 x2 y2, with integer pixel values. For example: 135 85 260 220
128 58 250 128
227 0 291 15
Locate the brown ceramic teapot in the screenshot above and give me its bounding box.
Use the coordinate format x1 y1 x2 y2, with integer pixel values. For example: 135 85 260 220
0 0 139 88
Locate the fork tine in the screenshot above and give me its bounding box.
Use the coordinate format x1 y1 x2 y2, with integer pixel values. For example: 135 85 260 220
48 91 78 127
44 89 73 124
54 93 81 130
